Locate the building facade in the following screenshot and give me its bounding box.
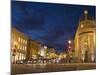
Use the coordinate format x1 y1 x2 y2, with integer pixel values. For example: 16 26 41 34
11 27 28 63
47 47 57 59
27 39 40 60
74 10 96 63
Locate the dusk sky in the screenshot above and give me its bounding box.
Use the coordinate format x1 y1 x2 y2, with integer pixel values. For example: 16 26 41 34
11 1 96 52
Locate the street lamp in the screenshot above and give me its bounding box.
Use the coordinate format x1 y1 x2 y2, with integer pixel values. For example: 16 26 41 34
68 40 71 44
67 40 72 63
84 10 88 15
44 46 47 63
68 40 72 50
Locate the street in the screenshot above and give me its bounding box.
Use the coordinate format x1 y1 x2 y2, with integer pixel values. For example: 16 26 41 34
11 63 96 75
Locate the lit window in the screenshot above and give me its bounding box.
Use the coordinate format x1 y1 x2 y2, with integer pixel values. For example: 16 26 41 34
20 46 22 50
24 40 26 44
17 45 20 49
14 41 18 45
23 39 25 44
81 24 84 28
22 54 25 60
23 40 25 44
23 54 25 60
20 38 22 43
21 38 23 43
19 46 21 50
21 54 23 60
84 41 87 45
25 40 27 44
21 46 23 50
21 39 23 43
22 39 26 44
18 37 20 42
22 46 24 50
25 46 26 50
23 46 25 50
19 53 22 60
15 53 19 61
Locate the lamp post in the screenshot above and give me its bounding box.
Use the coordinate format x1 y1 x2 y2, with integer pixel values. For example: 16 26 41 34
67 40 72 63
68 40 71 44
44 46 47 63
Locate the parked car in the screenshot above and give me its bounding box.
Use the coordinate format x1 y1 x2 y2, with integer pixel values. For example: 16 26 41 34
16 60 23 64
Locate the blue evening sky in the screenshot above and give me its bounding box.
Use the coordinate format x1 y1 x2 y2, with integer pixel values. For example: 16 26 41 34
11 1 96 52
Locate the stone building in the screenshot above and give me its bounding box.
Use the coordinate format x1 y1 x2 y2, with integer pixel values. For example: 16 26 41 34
26 39 40 60
74 10 96 63
11 27 28 63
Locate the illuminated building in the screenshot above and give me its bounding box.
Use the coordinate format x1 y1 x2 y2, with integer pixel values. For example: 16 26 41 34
38 45 47 58
59 52 67 59
11 27 28 63
27 39 40 60
74 10 96 63
47 47 56 59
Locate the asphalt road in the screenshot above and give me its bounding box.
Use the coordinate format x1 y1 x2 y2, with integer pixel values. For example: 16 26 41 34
11 63 96 75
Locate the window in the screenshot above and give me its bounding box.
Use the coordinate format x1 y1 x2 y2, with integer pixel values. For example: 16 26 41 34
23 54 25 60
20 46 22 50
18 37 21 42
19 53 22 60
23 46 25 50
25 46 26 50
81 24 84 28
23 39 25 44
17 44 20 49
25 40 27 44
24 40 26 44
23 40 25 44
20 38 23 43
15 52 19 61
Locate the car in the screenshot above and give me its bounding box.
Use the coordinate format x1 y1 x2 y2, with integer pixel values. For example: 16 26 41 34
27 60 32 64
16 60 23 64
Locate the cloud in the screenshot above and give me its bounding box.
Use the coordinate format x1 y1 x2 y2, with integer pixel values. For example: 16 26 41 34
12 1 48 30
